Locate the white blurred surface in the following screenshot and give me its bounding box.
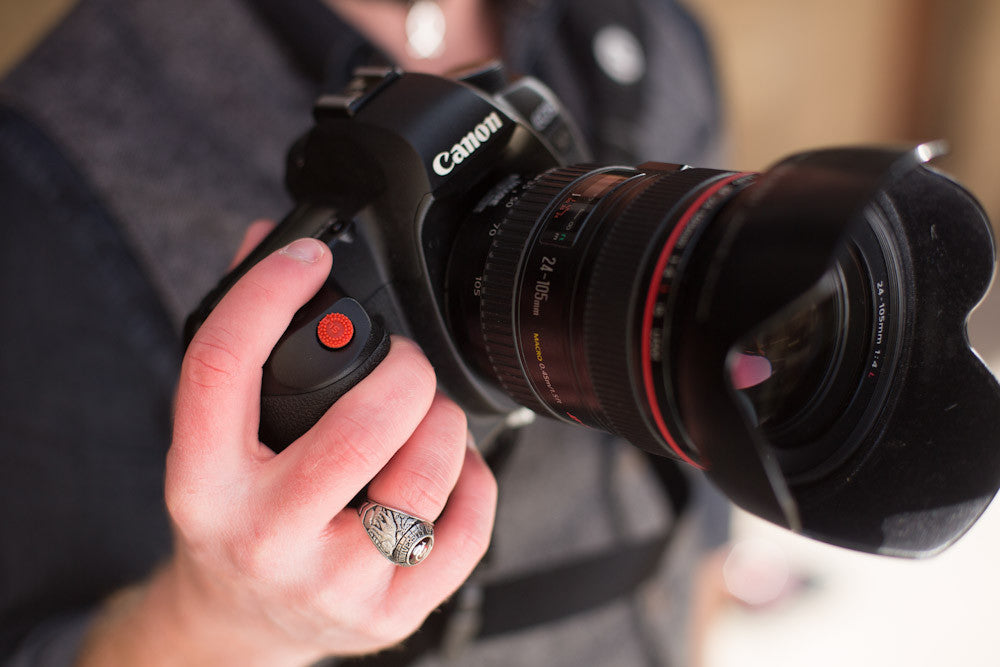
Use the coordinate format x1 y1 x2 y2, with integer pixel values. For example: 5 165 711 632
703 281 1000 667
705 496 1000 667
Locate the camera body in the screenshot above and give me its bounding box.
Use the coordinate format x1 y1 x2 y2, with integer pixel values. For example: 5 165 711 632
188 65 1000 557
189 67 586 433
288 66 588 417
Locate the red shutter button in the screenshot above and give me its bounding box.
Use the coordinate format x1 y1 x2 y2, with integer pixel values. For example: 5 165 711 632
317 312 355 349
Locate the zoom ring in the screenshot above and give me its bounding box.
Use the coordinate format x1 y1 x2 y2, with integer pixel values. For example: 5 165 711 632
479 165 593 415
584 168 733 456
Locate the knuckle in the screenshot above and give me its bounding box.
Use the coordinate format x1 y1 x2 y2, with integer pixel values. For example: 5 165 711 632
183 325 246 388
163 465 216 542
309 576 411 648
459 504 495 562
314 577 381 625
327 414 392 469
228 522 285 583
445 526 492 574
286 418 389 500
393 466 451 516
242 276 279 308
460 471 499 561
477 469 500 512
388 340 437 394
432 397 468 439
468 520 494 560
163 486 200 534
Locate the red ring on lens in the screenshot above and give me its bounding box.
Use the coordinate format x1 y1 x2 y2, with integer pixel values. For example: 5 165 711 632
640 173 748 468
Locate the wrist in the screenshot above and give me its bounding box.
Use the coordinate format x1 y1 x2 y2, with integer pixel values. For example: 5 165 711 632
77 559 321 667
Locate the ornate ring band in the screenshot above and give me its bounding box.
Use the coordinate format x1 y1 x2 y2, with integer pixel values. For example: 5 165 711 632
358 500 435 566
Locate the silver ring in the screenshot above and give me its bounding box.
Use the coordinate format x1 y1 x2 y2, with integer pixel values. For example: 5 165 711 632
358 500 435 566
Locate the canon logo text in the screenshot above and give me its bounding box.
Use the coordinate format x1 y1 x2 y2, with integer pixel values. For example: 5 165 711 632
432 111 504 176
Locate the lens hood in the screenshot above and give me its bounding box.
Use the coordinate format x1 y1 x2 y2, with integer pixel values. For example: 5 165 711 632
672 145 1000 555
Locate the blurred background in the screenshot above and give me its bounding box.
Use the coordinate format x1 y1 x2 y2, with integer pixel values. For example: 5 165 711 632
682 2 1000 666
4 1 1000 665
684 0 1000 366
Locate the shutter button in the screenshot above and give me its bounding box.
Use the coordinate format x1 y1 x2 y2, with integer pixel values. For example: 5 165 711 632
317 312 355 349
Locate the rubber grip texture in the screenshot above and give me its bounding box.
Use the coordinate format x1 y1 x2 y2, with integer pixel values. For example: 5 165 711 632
259 326 391 452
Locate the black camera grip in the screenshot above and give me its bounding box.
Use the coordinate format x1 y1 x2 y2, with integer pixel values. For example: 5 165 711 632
187 278 390 453
257 284 391 452
260 334 390 451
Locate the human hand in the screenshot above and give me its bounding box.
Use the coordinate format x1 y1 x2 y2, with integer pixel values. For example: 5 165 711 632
81 228 497 666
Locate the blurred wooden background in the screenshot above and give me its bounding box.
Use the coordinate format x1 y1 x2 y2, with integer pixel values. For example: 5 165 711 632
688 0 1000 219
686 0 1000 361
0 0 76 76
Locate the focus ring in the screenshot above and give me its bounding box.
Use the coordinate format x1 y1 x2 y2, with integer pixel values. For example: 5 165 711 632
480 165 593 414
584 168 728 457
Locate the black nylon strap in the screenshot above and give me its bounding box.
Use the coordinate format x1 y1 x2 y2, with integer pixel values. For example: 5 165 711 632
479 531 673 636
339 533 673 667
338 450 689 667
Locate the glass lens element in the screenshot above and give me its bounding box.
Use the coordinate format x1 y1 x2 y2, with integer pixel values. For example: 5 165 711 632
732 243 870 452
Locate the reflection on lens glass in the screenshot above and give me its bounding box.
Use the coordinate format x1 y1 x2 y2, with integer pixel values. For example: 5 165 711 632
736 272 844 442
733 242 871 452
730 353 774 390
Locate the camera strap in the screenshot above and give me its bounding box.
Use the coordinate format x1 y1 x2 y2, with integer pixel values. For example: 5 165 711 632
337 432 690 666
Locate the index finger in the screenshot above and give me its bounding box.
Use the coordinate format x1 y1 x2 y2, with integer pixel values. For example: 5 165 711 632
172 238 332 474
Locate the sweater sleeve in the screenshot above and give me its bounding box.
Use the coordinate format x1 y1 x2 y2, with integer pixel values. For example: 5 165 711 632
4 613 94 667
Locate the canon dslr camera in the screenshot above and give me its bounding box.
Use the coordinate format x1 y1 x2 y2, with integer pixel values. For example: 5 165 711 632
188 65 1000 557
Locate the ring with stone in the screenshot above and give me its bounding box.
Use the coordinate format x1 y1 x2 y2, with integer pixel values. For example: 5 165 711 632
358 499 435 566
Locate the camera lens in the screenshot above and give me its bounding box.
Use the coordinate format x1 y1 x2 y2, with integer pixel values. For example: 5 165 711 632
449 163 900 480
450 164 752 464
733 240 878 477
738 245 869 434
736 277 844 420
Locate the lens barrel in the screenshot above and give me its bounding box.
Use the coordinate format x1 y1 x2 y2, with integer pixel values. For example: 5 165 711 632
455 159 904 477
464 164 753 464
